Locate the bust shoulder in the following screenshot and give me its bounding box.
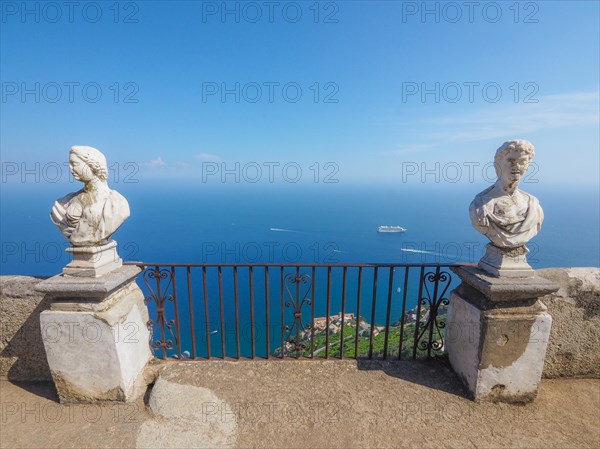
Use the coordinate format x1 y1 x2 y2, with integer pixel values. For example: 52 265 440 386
103 188 131 220
55 189 84 206
471 185 495 210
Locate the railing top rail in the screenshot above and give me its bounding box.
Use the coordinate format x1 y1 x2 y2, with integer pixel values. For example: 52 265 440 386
124 261 473 268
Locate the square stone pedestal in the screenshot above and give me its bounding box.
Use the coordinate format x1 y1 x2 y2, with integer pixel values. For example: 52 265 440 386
445 266 558 403
35 265 152 403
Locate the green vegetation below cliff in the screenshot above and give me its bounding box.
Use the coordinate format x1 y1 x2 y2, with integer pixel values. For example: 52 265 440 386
275 319 446 359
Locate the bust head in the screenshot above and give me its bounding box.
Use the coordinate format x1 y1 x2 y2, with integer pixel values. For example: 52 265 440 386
494 140 535 189
69 146 108 183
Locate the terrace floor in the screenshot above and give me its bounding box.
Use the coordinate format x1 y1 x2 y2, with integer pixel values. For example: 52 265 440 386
1 359 599 449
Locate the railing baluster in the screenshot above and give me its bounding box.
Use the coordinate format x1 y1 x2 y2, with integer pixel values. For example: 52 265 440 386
186 266 196 359
171 266 181 360
295 266 301 359
234 266 240 360
340 266 347 359
218 266 225 359
202 266 211 359
354 267 363 359
383 266 395 359
412 266 425 360
368 267 379 359
249 266 255 359
310 266 316 358
398 266 410 360
427 266 442 359
265 266 270 359
154 267 166 360
325 266 332 359
280 266 285 359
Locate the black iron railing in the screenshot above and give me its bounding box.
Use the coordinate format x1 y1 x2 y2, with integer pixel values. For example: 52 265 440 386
125 262 464 361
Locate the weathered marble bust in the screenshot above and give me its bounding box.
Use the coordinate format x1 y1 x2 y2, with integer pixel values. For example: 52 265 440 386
51 146 130 247
469 140 543 276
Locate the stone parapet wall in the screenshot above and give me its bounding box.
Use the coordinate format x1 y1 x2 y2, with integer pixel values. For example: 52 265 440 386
1 268 598 381
537 268 600 378
0 276 52 381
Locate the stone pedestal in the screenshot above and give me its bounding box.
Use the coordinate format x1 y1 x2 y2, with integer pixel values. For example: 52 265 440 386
63 240 122 277
35 265 152 403
445 265 558 403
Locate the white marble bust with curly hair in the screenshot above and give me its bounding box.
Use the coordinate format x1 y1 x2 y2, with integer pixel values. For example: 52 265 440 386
51 146 130 246
469 139 543 249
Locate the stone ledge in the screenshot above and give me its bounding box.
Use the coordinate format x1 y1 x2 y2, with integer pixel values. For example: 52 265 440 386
0 276 53 381
537 267 600 378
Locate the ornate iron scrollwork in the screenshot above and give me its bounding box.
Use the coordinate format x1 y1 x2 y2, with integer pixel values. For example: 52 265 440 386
415 269 452 354
283 273 312 357
143 266 178 359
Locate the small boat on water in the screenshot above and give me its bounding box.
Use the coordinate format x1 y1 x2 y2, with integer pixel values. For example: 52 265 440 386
378 225 407 233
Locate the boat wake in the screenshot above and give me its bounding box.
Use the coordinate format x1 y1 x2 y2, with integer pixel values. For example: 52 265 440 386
270 227 298 233
269 227 325 237
400 248 439 255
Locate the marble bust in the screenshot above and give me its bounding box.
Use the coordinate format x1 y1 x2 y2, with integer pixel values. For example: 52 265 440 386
469 140 543 276
51 146 130 247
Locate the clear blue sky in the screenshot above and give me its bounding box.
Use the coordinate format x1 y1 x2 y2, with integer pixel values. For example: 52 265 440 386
1 1 599 188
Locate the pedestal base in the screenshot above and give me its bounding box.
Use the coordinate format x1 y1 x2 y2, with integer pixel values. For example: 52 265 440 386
446 291 552 403
479 244 534 278
63 240 122 277
36 266 152 403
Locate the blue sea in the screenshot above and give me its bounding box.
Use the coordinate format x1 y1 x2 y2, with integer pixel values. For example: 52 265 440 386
2 183 598 358
3 182 598 271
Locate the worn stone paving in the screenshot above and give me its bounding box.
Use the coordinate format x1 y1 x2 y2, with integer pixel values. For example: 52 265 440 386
1 359 599 449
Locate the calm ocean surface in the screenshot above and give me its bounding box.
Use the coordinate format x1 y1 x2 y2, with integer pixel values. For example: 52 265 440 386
2 183 598 357
3 183 598 272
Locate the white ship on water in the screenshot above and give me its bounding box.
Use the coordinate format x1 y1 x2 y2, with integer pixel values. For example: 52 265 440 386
378 225 407 233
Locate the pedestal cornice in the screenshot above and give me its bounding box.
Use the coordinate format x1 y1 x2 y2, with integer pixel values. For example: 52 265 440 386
451 265 559 305
35 264 142 301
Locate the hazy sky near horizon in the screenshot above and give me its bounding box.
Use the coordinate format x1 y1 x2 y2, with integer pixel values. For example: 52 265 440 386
1 1 599 188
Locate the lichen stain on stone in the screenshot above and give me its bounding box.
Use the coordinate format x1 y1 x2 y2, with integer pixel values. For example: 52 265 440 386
479 315 536 370
52 370 125 403
483 383 537 404
490 384 506 398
